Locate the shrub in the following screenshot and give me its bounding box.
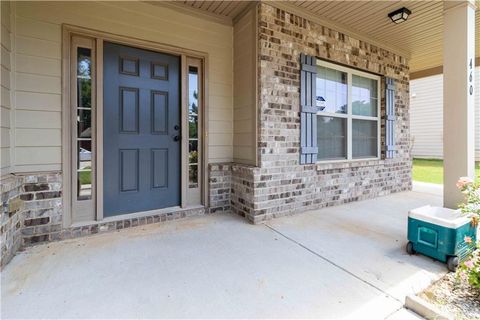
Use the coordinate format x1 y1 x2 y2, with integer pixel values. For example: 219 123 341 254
456 177 480 290
456 237 479 289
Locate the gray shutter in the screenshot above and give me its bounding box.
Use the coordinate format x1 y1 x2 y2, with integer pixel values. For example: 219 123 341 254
300 54 318 164
385 77 396 159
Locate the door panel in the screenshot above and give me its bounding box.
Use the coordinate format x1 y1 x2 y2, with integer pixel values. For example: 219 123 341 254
151 91 168 134
119 149 139 192
152 149 168 188
103 42 180 217
119 87 139 133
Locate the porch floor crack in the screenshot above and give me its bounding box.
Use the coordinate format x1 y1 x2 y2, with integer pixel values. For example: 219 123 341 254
265 224 403 305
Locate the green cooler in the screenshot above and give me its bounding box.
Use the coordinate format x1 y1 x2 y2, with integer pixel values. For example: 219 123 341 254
406 205 477 271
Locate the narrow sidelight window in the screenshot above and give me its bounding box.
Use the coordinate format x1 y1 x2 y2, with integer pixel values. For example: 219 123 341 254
188 66 199 188
185 57 203 206
76 47 93 200
316 60 380 161
70 35 96 223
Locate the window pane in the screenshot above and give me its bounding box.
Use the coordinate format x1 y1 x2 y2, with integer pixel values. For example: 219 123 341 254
317 116 347 160
316 66 347 114
78 140 92 170
188 67 199 143
77 170 92 200
352 119 378 158
77 109 92 138
77 140 92 200
352 75 378 116
77 48 92 109
188 65 200 189
189 115 198 139
189 140 198 164
76 47 93 201
189 165 198 188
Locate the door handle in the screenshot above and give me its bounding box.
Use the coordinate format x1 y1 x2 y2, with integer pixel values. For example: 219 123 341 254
173 135 181 142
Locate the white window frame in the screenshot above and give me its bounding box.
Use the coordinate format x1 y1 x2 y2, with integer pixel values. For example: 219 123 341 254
316 59 381 163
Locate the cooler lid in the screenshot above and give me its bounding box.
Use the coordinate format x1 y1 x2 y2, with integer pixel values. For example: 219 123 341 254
408 205 471 228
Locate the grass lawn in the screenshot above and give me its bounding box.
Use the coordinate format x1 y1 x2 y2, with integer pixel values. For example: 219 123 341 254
79 166 91 185
412 158 480 184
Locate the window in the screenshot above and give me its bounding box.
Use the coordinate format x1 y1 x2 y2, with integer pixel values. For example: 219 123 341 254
69 35 96 223
316 60 380 161
186 58 203 206
188 65 199 188
75 46 94 200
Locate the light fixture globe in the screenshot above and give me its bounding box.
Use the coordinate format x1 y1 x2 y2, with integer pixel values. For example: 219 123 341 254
388 7 411 24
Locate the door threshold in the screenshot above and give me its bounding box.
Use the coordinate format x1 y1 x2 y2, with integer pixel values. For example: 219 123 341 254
71 205 205 228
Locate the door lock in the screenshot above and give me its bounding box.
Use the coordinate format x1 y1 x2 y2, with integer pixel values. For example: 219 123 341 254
173 135 181 142
174 125 180 131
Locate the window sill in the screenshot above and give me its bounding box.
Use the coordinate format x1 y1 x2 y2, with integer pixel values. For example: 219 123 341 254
315 158 384 171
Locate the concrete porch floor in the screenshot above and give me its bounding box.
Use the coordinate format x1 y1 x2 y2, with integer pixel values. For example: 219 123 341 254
1 191 446 319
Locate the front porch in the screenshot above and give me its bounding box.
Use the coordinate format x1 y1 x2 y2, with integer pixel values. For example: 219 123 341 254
1 190 445 319
0 1 478 317
1 0 477 265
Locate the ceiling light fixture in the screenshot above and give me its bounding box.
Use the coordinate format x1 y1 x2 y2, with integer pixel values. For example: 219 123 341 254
388 7 411 24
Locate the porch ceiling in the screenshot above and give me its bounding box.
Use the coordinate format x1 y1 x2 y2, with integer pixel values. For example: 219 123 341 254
180 0 251 19
289 0 480 73
168 0 480 73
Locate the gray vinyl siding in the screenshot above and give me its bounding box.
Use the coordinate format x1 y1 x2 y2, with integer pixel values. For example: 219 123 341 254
410 70 480 160
1 1 12 176
233 7 256 165
7 1 235 173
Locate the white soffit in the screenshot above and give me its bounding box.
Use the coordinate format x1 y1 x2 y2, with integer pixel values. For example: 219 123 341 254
291 0 480 73
166 1 480 73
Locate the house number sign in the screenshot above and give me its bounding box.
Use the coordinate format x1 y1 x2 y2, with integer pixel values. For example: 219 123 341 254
469 58 474 96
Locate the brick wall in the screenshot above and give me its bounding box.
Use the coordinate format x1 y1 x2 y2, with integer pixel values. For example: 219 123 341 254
1 175 23 267
231 164 255 218
230 3 412 223
209 163 232 213
20 173 63 245
1 173 63 267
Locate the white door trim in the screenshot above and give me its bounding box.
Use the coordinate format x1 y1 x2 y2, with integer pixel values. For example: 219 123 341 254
62 25 209 227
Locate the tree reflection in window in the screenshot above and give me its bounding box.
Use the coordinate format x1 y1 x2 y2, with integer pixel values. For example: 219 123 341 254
77 48 92 109
76 47 93 200
188 66 199 188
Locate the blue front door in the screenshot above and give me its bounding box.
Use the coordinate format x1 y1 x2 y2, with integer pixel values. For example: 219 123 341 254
103 42 180 217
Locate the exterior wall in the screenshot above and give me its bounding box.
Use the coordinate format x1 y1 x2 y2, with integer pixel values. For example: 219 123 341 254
1 173 62 267
208 163 232 213
231 4 412 223
12 1 234 173
19 173 62 245
1 1 12 176
410 70 480 160
233 7 257 165
230 164 255 218
410 74 443 159
1 175 22 267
